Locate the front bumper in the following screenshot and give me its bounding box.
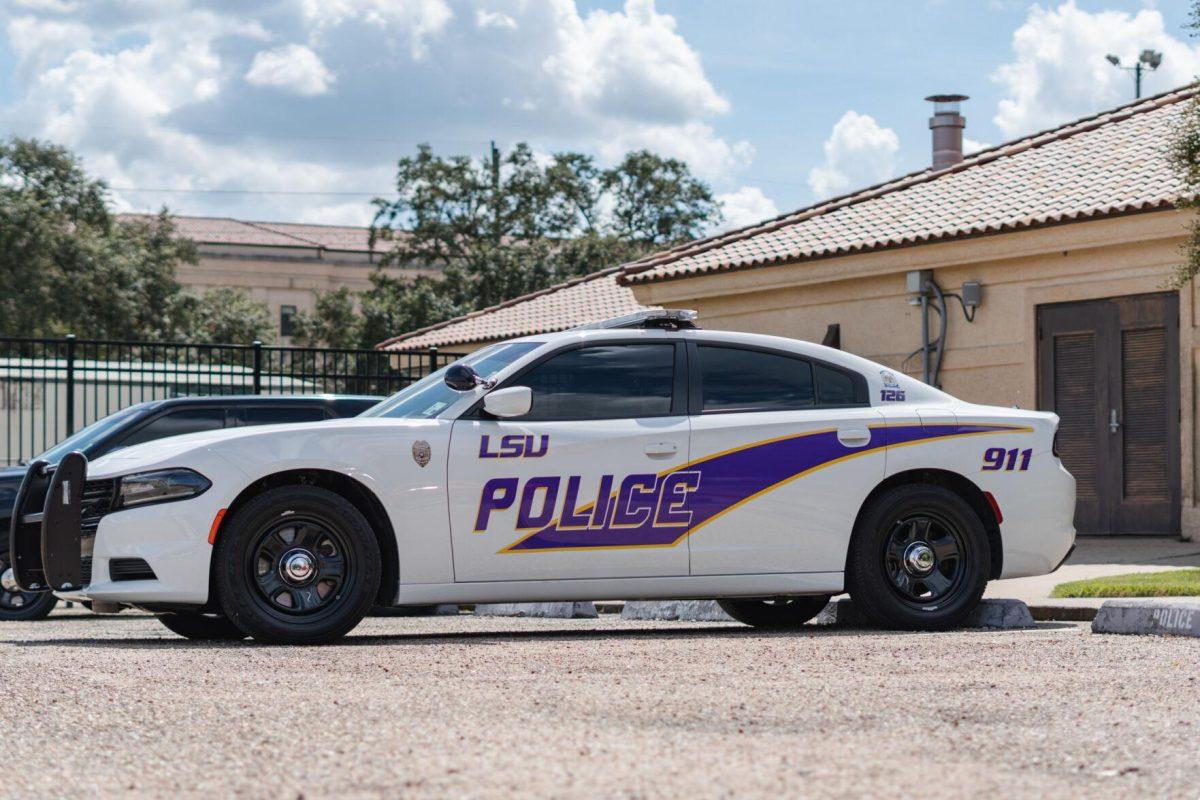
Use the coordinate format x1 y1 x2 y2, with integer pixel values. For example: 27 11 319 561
11 455 221 607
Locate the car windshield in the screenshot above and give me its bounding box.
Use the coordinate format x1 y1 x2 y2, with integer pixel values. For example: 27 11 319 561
36 403 146 464
361 342 542 420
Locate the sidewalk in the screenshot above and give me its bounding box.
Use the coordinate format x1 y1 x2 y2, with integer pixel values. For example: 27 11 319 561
984 536 1200 619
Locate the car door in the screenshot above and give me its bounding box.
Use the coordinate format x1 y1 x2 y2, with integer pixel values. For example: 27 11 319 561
447 340 691 582
685 343 885 575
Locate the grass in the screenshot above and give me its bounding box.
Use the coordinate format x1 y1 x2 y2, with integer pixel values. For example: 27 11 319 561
1051 568 1200 598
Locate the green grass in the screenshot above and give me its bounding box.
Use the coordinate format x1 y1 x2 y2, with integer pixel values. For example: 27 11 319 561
1051 569 1200 598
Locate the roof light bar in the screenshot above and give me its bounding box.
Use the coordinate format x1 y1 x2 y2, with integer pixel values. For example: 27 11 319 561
573 309 699 331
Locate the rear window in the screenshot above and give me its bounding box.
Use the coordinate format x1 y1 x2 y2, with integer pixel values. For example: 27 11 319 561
814 364 858 405
697 346 814 413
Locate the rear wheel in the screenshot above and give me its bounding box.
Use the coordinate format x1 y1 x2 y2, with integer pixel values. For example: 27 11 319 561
0 561 58 621
214 486 380 645
847 484 989 630
717 596 830 629
158 611 247 641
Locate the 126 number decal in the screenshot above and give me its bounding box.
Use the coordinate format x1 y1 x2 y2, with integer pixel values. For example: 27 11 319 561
982 447 1031 471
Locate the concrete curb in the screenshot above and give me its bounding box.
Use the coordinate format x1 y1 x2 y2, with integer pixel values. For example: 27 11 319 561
1028 605 1097 622
473 602 599 619
815 598 1035 629
620 600 733 622
1091 600 1200 638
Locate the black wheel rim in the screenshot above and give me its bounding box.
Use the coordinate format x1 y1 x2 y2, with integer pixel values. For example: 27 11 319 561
248 517 352 618
0 559 43 613
882 513 970 607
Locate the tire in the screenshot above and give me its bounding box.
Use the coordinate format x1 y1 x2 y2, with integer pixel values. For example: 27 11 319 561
847 484 990 631
214 485 381 645
0 558 58 621
718 596 831 629
158 611 247 641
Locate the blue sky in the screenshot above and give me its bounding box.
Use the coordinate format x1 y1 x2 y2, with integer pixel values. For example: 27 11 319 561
0 0 1196 229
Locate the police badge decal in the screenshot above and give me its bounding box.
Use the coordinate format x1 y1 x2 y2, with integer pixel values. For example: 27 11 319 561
412 440 432 468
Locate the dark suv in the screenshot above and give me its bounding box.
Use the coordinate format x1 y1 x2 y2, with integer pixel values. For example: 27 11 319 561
1 394 380 620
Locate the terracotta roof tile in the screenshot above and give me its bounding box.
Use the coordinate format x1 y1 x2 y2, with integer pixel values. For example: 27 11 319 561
118 214 394 254
622 85 1196 285
378 268 656 350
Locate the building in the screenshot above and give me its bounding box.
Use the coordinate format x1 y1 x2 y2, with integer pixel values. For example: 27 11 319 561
377 266 655 353
381 85 1200 541
120 215 438 341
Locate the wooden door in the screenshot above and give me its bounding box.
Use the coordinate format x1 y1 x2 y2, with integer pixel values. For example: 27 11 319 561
1037 293 1179 535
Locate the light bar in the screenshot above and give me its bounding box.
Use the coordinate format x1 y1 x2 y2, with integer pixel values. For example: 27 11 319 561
572 309 699 331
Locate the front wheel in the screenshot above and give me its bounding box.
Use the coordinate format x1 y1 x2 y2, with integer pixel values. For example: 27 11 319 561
214 486 381 645
158 611 247 641
847 484 990 630
717 596 830 629
0 562 58 621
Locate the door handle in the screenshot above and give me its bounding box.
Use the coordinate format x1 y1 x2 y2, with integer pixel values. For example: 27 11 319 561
837 428 871 448
1109 409 1120 434
643 442 678 457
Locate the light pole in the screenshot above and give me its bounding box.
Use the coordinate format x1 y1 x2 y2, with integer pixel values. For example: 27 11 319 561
1105 49 1163 99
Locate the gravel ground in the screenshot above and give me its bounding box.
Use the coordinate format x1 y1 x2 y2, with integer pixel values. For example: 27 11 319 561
2 609 1198 799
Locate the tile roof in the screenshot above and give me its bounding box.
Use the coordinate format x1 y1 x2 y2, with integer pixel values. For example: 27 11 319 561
378 267 656 350
622 85 1197 285
119 214 397 254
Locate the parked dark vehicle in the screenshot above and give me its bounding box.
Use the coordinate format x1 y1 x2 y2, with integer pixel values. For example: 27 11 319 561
1 394 380 620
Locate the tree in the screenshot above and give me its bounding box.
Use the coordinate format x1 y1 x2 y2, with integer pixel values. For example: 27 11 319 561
297 142 720 348
1170 4 1200 285
0 137 274 343
181 287 276 345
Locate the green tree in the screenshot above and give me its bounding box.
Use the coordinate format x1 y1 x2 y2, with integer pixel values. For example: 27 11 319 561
1171 5 1200 285
298 143 719 348
0 137 274 343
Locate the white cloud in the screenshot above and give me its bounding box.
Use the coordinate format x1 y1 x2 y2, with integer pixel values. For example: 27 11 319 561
963 137 990 155
245 44 335 96
300 0 452 60
476 9 517 30
716 186 778 232
544 0 729 122
807 111 900 200
0 0 753 223
992 1 1200 137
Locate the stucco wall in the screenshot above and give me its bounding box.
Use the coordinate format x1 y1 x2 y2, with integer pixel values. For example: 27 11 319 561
630 210 1199 540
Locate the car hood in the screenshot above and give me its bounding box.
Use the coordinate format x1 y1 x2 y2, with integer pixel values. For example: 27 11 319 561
85 417 440 479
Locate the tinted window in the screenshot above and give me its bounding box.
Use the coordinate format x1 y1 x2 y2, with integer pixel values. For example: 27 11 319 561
518 344 674 420
242 406 327 425
116 408 226 449
815 363 858 405
698 346 814 412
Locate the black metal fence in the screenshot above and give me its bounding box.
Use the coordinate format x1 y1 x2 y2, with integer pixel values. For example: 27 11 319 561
0 335 463 466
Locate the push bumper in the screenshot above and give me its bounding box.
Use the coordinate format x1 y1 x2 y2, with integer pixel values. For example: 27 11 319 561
8 451 89 593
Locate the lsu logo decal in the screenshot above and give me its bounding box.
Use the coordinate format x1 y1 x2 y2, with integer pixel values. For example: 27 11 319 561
479 434 549 459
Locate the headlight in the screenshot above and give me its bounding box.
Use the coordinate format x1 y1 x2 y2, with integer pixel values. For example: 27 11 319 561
117 469 211 509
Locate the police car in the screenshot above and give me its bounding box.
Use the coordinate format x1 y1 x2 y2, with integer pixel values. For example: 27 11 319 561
8 310 1075 644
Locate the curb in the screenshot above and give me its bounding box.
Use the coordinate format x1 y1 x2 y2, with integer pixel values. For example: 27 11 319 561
620 600 732 622
1091 600 1200 638
815 598 1035 629
1028 605 1097 622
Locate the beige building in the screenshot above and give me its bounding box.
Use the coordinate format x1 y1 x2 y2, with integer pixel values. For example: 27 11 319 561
121 215 438 341
383 87 1197 541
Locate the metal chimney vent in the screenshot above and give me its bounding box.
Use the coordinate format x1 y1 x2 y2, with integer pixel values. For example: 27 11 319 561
925 94 968 170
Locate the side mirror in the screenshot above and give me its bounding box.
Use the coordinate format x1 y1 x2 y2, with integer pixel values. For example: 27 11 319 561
444 363 482 391
483 386 532 418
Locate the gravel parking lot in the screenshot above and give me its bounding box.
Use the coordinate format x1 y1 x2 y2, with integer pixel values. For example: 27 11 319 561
2 609 1198 799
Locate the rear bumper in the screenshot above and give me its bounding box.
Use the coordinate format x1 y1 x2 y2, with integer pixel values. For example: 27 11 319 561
984 454 1076 579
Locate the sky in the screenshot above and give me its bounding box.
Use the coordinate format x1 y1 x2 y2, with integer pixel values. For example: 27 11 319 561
0 0 1196 231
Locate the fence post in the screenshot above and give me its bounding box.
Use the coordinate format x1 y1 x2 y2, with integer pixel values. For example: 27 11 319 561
65 333 76 435
252 340 263 395
428 346 438 375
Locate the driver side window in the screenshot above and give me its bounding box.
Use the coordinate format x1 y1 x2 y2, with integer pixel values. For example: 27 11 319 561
515 344 675 421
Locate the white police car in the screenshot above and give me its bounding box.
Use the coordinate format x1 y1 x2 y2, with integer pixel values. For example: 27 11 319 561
9 310 1075 644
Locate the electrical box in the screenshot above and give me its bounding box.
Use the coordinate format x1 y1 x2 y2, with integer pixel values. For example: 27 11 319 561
906 270 932 295
961 281 983 308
